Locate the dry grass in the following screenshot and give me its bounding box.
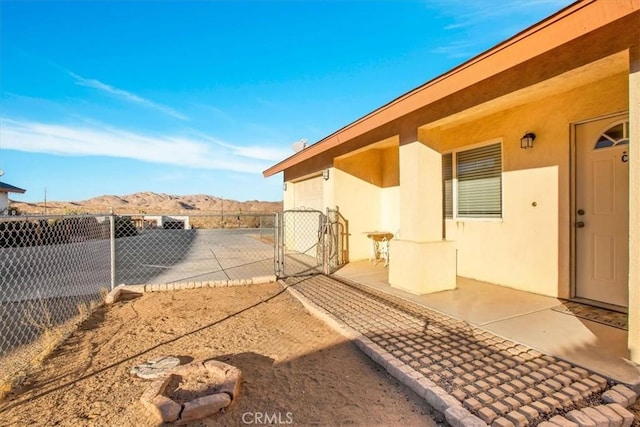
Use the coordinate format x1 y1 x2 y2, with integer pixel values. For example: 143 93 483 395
0 379 15 402
0 288 108 401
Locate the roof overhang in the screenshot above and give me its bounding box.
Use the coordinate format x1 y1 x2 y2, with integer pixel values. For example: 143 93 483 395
0 182 27 194
264 0 640 178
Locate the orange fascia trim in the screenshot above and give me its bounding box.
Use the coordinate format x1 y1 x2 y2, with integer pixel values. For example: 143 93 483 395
263 0 640 178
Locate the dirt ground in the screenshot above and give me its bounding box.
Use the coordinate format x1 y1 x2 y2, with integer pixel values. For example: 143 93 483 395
0 282 440 426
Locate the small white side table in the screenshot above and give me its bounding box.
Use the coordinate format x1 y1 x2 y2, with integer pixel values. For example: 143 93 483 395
364 231 394 267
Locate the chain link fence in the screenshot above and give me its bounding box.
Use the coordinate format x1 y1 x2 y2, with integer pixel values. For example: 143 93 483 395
278 208 348 277
0 210 348 392
0 215 112 391
114 213 276 285
326 208 349 272
0 212 276 391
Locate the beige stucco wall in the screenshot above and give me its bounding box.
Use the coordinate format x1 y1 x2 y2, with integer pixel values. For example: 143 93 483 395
329 170 398 261
380 187 400 234
283 166 400 262
628 46 640 363
283 181 295 211
334 146 399 188
0 193 9 212
331 145 400 260
397 142 444 242
332 168 383 260
390 239 457 293
335 150 384 187
381 147 400 187
445 166 559 296
389 142 457 293
323 170 335 211
424 72 628 297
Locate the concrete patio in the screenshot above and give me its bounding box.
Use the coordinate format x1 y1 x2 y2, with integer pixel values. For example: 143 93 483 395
333 261 640 390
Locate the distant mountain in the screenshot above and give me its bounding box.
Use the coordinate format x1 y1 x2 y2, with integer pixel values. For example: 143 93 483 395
10 192 282 215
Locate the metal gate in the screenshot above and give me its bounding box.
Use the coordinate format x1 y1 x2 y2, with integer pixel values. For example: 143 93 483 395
275 208 348 277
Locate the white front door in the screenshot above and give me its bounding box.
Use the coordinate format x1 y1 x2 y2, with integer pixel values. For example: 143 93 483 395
575 114 629 308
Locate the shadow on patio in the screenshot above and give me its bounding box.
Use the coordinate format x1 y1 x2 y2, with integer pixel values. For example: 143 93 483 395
333 260 640 388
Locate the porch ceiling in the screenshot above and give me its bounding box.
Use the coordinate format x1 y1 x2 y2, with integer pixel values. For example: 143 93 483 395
334 137 400 188
420 51 628 131
335 135 399 160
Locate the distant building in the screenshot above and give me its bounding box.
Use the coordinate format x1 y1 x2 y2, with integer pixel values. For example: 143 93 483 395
130 215 191 230
0 181 26 215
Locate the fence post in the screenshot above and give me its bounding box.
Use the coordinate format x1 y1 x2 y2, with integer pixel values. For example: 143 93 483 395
274 212 280 277
109 211 116 290
323 208 330 275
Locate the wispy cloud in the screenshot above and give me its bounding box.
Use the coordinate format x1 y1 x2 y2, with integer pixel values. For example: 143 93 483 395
69 72 189 121
221 144 291 162
441 2 519 30
195 134 292 162
425 0 572 58
429 0 571 31
430 40 476 59
0 118 290 173
192 103 236 125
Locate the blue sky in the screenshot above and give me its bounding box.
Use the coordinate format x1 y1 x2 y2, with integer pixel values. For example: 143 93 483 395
0 0 573 203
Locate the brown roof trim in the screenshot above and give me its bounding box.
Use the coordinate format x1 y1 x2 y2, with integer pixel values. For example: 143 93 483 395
264 0 639 178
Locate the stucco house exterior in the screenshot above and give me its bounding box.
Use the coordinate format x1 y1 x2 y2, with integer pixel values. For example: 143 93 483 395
0 181 26 215
264 0 640 363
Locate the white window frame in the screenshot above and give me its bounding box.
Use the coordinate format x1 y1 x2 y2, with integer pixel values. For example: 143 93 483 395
443 139 504 222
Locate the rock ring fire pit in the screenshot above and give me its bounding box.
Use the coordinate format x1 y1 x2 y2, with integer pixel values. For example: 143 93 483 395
140 359 241 423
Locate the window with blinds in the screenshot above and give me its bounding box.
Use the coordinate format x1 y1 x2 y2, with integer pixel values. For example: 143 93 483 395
456 143 502 218
442 153 453 218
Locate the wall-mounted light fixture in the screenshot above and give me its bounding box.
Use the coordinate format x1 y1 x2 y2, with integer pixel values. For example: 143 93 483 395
323 169 330 180
283 182 287 191
520 132 536 149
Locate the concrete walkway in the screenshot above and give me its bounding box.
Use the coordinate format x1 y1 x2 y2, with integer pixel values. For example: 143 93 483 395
335 261 640 388
284 275 638 427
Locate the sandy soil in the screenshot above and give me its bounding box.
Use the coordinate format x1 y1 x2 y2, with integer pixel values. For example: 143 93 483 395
0 282 440 426
630 400 640 427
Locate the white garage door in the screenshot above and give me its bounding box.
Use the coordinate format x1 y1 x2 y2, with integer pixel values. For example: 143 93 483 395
294 176 324 211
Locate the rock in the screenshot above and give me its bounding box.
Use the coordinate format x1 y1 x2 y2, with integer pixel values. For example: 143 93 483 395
142 394 181 423
139 358 242 423
203 359 242 400
141 375 173 401
179 393 231 423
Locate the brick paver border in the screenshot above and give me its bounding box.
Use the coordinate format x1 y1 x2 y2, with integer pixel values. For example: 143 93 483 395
105 275 277 304
284 275 639 427
286 283 486 426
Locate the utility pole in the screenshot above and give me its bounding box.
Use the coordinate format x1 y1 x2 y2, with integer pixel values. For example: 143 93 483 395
220 197 224 228
44 187 47 215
